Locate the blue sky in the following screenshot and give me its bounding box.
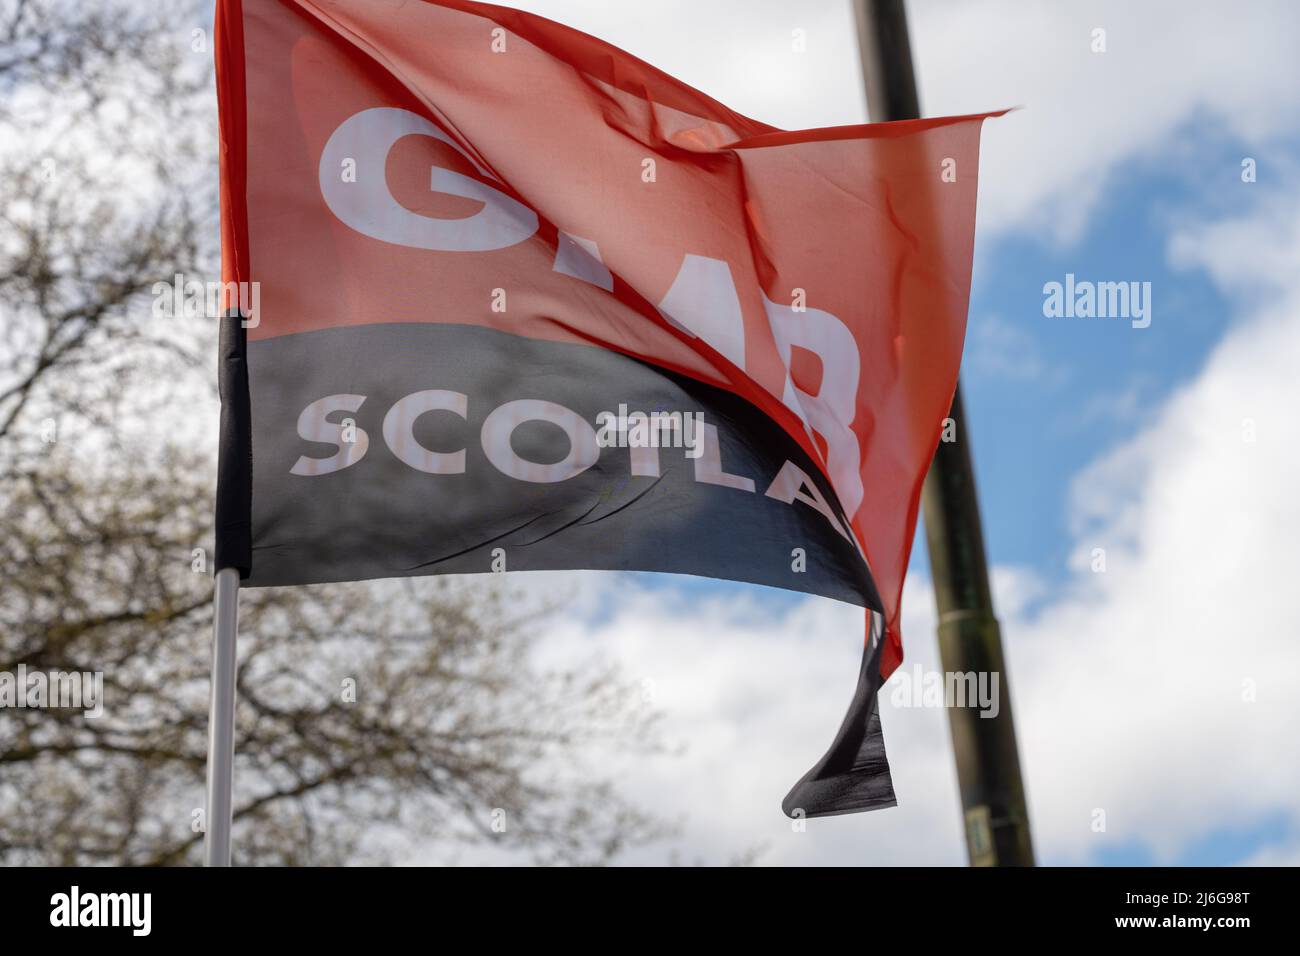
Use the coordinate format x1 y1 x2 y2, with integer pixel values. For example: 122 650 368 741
409 0 1300 866
964 121 1242 583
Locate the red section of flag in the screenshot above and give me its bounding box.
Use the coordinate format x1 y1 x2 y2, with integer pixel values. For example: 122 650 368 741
216 0 1002 677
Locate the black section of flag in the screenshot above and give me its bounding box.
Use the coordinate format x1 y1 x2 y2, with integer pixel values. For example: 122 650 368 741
215 314 252 577
784 612 896 817
242 322 881 611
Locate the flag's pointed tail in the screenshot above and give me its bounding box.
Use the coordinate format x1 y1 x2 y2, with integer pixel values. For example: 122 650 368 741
783 611 897 818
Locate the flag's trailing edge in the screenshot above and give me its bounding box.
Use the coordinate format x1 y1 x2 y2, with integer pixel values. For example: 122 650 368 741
213 0 253 578
214 0 1002 817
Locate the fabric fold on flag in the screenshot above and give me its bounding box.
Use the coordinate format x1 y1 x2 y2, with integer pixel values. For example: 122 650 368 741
215 0 1001 816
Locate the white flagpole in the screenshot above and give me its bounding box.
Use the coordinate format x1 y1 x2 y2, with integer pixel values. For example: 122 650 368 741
205 566 241 866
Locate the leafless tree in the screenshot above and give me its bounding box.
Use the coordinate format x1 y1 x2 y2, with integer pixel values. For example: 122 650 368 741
0 0 666 866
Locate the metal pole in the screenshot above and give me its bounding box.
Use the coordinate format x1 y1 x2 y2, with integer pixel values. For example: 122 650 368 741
205 566 241 866
851 0 1035 866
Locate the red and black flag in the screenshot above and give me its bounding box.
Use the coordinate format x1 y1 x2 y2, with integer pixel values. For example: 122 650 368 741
214 0 998 816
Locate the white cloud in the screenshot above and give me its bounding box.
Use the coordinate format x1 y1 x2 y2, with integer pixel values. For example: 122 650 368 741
503 0 867 131
474 559 1052 865
913 0 1300 240
511 570 968 866
1005 190 1300 864
508 0 1300 244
